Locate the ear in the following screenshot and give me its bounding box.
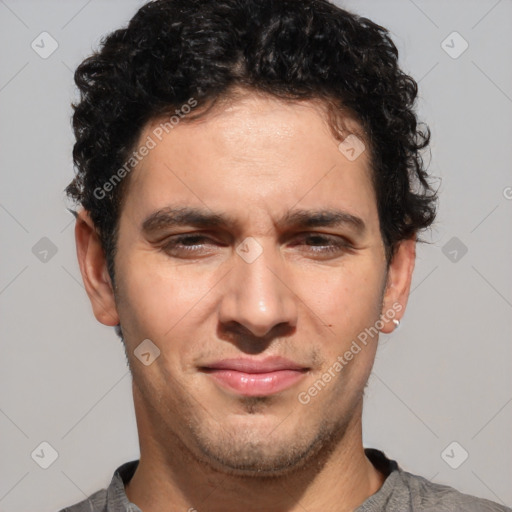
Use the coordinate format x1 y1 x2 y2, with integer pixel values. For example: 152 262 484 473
379 237 416 334
74 208 120 327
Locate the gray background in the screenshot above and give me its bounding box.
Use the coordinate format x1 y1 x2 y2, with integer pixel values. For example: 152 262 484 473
0 0 511 510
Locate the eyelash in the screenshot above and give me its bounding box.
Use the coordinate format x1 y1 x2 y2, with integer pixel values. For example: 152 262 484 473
161 233 353 257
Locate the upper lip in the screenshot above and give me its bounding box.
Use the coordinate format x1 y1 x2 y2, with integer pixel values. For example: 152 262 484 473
201 356 308 374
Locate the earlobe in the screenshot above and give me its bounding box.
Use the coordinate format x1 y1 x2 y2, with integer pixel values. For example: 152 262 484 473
379 237 416 334
75 209 120 327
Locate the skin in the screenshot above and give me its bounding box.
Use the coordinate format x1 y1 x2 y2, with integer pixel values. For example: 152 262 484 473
75 90 416 512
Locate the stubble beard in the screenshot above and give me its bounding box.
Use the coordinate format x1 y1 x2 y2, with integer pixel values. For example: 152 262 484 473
179 393 362 479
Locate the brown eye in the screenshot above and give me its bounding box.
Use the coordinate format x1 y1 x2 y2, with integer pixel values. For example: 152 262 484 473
292 234 353 255
162 235 219 255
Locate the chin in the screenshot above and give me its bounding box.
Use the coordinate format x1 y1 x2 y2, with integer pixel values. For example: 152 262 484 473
186 413 345 478
194 440 316 477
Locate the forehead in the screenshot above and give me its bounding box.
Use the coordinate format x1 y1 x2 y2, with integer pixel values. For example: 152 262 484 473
120 93 378 233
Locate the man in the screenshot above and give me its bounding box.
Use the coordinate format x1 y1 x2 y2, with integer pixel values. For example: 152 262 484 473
61 0 510 510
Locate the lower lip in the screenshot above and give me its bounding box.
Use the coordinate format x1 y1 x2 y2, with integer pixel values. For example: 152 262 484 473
204 369 307 396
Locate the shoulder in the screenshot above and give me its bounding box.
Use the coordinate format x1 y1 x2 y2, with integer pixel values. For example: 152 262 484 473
397 470 512 512
360 449 511 512
58 460 140 512
58 488 108 512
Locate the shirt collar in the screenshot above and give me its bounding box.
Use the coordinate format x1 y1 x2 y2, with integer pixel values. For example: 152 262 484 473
106 449 400 510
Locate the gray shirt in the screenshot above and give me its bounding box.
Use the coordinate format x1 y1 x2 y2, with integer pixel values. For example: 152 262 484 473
60 448 511 511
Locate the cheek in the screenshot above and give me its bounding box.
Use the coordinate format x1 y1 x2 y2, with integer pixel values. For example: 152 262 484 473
115 252 212 343
296 259 384 333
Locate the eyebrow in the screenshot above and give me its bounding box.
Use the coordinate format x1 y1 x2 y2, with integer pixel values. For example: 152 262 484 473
141 206 366 236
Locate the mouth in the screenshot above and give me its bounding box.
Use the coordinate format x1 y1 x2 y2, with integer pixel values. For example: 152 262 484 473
199 357 310 397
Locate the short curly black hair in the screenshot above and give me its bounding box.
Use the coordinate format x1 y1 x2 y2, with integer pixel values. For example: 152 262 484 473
66 0 437 285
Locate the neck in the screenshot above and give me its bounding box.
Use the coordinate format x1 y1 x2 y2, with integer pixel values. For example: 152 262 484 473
125 387 385 512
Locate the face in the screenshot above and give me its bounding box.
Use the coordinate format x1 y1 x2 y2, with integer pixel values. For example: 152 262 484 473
77 92 414 476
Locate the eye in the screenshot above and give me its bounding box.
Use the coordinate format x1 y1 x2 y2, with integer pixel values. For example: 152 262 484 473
161 234 220 256
291 233 353 256
159 232 353 259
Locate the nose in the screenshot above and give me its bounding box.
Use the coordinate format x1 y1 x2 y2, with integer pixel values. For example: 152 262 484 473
218 239 298 341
